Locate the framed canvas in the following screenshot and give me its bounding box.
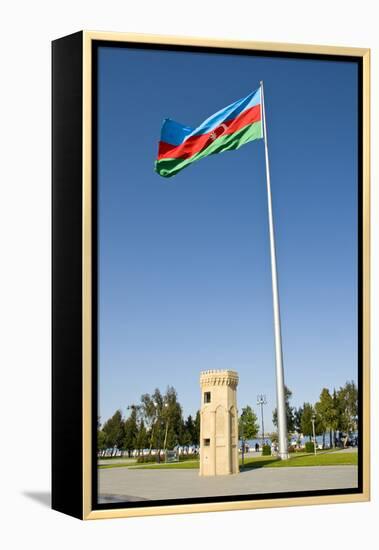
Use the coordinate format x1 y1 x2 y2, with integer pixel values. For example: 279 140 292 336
52 31 370 520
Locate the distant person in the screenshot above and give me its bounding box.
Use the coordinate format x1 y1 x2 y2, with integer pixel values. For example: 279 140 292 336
255 442 259 452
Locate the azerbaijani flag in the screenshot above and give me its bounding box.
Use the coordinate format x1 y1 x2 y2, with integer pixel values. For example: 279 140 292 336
155 87 263 178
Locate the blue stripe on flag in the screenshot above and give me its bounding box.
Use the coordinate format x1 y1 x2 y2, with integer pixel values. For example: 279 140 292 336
160 119 194 146
159 87 261 146
189 88 261 137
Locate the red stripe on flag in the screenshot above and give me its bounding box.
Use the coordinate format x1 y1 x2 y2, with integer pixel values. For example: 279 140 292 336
157 104 261 160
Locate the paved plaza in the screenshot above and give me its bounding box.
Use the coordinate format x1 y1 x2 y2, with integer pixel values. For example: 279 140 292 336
98 465 358 503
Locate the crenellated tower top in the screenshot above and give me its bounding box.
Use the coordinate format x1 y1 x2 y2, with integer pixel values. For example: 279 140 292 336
200 369 239 389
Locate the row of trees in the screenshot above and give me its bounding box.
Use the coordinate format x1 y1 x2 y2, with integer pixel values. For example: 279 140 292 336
98 386 200 456
98 380 358 453
272 381 358 447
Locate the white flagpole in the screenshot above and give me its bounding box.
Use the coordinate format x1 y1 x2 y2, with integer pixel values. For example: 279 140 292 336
260 81 289 460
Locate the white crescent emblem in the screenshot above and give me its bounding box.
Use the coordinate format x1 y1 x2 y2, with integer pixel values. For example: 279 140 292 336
210 123 228 141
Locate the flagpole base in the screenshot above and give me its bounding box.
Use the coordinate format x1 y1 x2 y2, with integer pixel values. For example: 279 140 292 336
278 451 290 460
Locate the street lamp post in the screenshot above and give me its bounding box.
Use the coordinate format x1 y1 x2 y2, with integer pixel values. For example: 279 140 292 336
257 395 267 449
311 413 317 456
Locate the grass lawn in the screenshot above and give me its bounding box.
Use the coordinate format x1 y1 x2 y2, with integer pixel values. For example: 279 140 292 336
114 451 358 471
241 451 357 470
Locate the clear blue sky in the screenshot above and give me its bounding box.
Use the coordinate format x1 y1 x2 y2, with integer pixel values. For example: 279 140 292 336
98 46 358 431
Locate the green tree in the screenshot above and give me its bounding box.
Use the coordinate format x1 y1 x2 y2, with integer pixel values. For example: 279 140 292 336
140 390 161 453
181 425 192 447
140 386 185 453
182 414 196 446
123 406 138 457
293 407 303 440
300 403 313 440
102 410 125 450
97 416 107 453
163 386 184 450
292 406 304 446
300 402 322 442
272 386 296 434
194 410 200 446
97 429 107 452
135 419 148 456
238 405 259 440
315 388 338 448
185 414 195 438
336 381 358 446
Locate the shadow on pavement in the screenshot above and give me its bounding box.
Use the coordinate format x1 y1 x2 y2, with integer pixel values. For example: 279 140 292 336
240 459 281 472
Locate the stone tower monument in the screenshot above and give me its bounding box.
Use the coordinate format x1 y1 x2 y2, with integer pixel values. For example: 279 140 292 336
199 370 239 476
